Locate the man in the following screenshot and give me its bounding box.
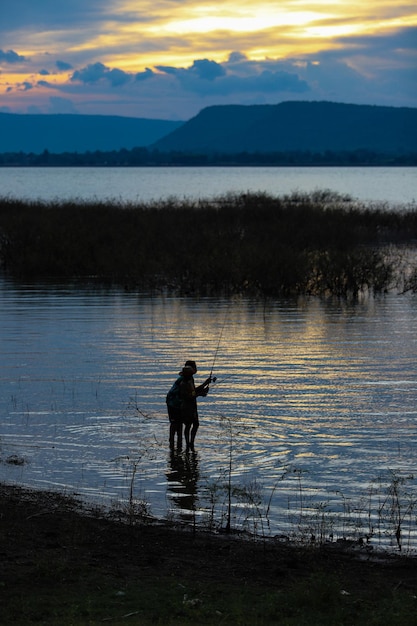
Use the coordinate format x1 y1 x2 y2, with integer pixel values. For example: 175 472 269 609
179 361 212 452
166 360 211 450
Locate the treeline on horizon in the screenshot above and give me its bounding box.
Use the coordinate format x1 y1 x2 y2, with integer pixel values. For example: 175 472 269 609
0 147 416 167
1 191 417 297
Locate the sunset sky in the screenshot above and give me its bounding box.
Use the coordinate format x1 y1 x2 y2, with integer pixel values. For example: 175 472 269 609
0 0 416 120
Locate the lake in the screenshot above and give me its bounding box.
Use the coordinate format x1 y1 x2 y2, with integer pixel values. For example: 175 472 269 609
1 278 417 550
0 166 416 205
1 165 417 549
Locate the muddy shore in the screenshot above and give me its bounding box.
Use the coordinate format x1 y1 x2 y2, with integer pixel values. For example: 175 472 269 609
1 483 416 624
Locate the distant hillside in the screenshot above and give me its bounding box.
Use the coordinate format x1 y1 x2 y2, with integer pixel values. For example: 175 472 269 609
0 113 183 153
153 101 417 154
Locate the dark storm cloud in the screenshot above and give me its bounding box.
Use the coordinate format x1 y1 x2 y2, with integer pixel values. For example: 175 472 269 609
0 49 26 63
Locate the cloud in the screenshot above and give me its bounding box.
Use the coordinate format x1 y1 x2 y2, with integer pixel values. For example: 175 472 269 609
190 59 226 81
228 51 248 63
0 49 26 63
56 60 73 71
156 57 308 95
135 68 154 81
106 68 131 87
0 0 108 32
145 59 224 83
286 27 417 105
351 25 417 55
71 62 131 87
70 62 108 84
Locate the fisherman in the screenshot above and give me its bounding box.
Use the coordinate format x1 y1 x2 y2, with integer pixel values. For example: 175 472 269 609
166 360 211 450
179 360 212 452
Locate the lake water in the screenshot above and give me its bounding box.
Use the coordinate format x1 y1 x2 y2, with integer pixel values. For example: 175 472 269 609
1 278 417 550
1 166 417 549
0 166 416 206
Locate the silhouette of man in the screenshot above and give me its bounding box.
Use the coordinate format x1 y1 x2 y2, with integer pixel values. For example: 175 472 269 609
179 360 211 452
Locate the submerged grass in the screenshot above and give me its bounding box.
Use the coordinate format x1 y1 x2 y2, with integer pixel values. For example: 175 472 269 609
1 191 417 296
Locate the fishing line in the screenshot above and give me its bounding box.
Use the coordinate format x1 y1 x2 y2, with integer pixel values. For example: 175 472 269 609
209 305 230 383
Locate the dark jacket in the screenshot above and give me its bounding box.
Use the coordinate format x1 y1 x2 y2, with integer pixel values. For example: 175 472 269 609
179 376 209 423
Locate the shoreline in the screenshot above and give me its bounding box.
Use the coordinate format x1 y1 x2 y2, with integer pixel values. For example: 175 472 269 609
1 482 417 623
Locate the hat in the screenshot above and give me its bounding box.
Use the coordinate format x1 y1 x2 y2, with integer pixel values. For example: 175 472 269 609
180 366 194 377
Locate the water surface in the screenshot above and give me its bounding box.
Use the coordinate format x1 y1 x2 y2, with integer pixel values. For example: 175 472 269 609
1 279 416 547
0 166 416 205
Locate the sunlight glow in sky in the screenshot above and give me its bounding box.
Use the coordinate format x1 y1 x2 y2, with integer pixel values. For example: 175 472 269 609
0 0 416 119
155 10 329 35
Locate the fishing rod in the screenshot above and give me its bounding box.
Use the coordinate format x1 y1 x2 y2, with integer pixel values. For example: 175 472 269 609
208 307 229 383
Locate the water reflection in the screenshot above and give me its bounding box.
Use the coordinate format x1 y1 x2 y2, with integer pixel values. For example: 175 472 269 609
166 450 200 519
1 278 417 548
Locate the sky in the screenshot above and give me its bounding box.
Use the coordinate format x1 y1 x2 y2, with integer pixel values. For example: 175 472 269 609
0 1 416 121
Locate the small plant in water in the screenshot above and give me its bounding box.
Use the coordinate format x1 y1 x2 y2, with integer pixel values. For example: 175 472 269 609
110 454 152 525
126 458 151 523
376 470 417 551
218 413 246 533
110 457 151 526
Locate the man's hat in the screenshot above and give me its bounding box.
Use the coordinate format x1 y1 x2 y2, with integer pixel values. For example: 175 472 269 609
180 366 194 377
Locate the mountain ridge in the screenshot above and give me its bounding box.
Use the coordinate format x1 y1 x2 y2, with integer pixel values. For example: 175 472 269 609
0 113 183 153
1 101 416 155
153 101 417 154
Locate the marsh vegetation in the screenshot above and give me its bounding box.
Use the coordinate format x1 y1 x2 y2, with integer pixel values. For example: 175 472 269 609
1 191 417 296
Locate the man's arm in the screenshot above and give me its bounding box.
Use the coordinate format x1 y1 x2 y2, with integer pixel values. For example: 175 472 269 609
195 376 213 396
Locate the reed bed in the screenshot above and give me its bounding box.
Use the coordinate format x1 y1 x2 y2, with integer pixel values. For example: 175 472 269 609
1 191 416 296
